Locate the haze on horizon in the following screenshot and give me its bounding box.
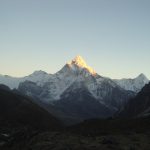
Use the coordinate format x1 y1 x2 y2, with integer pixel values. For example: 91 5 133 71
0 0 150 79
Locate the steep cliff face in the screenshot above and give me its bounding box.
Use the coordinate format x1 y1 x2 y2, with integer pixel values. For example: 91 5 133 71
118 83 150 118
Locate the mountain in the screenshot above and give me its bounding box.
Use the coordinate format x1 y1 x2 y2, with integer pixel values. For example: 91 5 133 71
114 73 149 93
18 56 135 106
118 82 150 118
16 56 135 123
0 70 50 89
53 81 115 120
0 56 148 95
1 55 148 122
0 84 62 130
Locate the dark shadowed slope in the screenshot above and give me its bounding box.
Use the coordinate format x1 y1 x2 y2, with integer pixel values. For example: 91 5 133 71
118 82 150 118
0 84 62 131
54 81 114 121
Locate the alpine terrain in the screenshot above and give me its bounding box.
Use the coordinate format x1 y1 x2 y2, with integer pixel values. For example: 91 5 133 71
114 73 149 93
0 56 150 150
0 56 147 123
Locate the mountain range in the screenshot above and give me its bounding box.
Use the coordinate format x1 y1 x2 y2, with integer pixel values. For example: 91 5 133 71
0 56 149 123
1 56 150 150
1 80 150 150
0 56 148 93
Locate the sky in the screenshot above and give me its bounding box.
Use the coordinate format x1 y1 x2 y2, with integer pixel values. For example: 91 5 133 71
0 0 150 79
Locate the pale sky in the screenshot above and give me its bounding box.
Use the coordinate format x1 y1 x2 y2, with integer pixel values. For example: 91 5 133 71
0 0 150 79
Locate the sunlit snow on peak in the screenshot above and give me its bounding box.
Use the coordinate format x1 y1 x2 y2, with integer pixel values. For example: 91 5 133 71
71 55 87 67
67 55 96 75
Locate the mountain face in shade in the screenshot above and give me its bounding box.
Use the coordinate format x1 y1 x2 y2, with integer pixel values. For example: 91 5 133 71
118 82 150 118
53 81 115 121
114 73 149 93
0 85 62 130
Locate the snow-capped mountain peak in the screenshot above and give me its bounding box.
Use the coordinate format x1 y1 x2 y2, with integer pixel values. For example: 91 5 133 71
26 70 51 86
67 55 96 75
114 73 149 93
69 55 87 67
135 73 149 82
31 70 48 76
